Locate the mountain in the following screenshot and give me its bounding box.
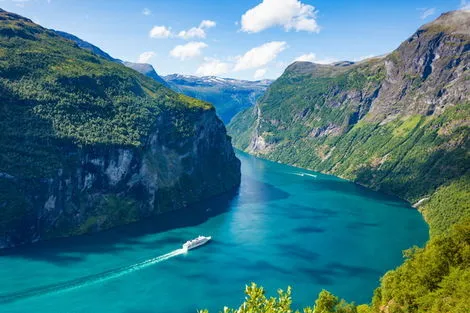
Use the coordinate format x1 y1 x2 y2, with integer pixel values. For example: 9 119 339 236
164 74 272 124
123 61 169 87
53 30 119 62
53 31 169 87
229 10 469 232
226 10 470 313
0 9 240 248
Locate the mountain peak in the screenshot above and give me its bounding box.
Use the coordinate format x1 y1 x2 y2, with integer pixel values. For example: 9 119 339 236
420 9 470 35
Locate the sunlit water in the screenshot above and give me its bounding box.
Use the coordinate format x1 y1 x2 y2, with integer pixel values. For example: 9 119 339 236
0 151 428 313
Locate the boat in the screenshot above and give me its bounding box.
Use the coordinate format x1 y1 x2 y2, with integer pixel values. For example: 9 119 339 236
182 235 211 251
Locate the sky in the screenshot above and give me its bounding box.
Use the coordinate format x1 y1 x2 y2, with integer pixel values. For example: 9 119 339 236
1 0 468 80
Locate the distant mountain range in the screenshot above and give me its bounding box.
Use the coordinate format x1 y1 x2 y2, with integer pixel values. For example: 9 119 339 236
164 74 272 123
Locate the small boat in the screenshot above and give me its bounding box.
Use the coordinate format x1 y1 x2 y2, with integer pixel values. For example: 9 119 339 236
182 235 211 251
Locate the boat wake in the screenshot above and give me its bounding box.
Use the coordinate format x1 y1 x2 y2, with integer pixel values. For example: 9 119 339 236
291 172 317 178
0 248 186 304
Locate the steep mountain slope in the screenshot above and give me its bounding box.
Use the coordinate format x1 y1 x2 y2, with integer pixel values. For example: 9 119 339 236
0 9 240 248
53 30 169 87
229 10 470 234
53 30 119 62
164 74 272 123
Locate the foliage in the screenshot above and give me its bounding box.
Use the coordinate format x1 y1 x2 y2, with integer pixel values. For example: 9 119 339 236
0 10 211 149
198 283 357 313
421 175 470 236
371 219 470 313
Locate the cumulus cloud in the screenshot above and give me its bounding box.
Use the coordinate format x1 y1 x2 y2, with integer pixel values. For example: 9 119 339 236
196 58 230 76
241 0 320 33
253 68 267 79
419 8 436 19
293 52 337 64
200 20 216 28
170 41 208 60
178 20 216 40
142 8 151 16
137 51 156 63
149 26 172 38
234 41 287 71
461 0 470 10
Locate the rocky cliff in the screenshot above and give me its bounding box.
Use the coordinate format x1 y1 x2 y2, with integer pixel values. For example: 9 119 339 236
228 10 469 232
0 9 240 248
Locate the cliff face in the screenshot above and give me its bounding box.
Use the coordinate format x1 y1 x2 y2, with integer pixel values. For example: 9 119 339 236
228 11 469 210
0 9 240 248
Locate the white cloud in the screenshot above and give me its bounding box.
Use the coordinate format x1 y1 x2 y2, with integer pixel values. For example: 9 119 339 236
149 26 172 39
170 41 208 60
137 51 156 63
461 0 470 10
178 27 206 40
178 20 216 40
234 41 287 71
142 8 151 16
293 52 337 64
419 8 436 19
196 58 230 76
240 0 320 33
200 20 216 28
253 68 267 79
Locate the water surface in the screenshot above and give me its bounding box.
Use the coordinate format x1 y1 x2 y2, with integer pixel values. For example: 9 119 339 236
0 151 428 312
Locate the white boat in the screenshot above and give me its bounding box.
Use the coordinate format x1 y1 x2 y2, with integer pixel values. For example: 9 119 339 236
182 235 211 251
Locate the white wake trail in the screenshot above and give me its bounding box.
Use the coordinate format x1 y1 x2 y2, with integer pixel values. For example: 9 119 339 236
0 248 186 304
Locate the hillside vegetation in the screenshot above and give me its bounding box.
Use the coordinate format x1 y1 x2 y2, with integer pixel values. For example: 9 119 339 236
0 9 240 247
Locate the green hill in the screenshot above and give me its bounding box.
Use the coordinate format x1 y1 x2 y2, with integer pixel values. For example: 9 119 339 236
0 9 240 248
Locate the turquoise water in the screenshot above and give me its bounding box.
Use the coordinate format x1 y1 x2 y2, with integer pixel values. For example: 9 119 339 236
0 151 428 313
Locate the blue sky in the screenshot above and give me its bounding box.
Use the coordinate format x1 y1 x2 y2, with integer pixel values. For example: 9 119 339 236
1 0 468 80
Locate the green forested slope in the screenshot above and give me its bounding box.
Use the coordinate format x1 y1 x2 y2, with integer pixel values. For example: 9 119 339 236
0 9 240 247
